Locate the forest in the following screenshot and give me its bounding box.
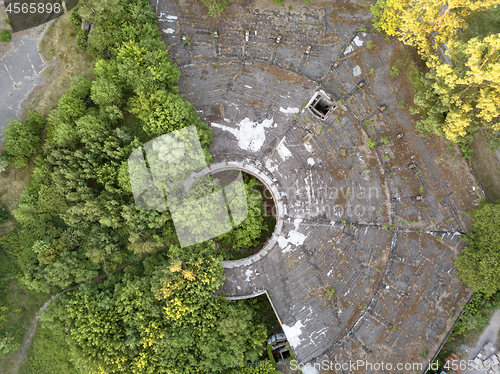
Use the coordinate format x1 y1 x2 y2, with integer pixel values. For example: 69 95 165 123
0 0 279 372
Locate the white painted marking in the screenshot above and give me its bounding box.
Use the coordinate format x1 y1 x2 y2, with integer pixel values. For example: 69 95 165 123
279 106 300 114
307 157 315 166
353 65 361 77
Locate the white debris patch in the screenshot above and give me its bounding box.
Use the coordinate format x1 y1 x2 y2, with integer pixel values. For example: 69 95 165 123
353 66 361 77
265 158 279 173
279 106 300 114
158 13 177 22
278 230 307 253
304 142 313 152
283 321 305 349
211 118 274 152
344 45 353 55
307 157 315 166
162 28 175 34
244 269 254 283
302 366 320 374
244 85 253 89
277 141 292 161
294 219 302 230
353 35 363 46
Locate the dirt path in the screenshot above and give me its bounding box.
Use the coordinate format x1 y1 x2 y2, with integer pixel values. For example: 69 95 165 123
6 295 57 374
4 245 171 374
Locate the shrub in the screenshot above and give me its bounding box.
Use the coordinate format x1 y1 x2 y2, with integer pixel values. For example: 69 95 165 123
326 287 336 297
0 208 9 224
390 65 400 77
366 40 375 50
367 139 375 148
0 30 11 43
452 292 500 338
271 0 284 6
77 29 89 51
69 9 82 28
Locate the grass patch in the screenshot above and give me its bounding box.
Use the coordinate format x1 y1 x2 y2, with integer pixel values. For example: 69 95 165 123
326 287 335 298
389 65 400 77
0 247 50 371
390 43 425 95
18 319 78 374
469 132 500 203
0 166 34 238
23 11 94 117
0 29 11 42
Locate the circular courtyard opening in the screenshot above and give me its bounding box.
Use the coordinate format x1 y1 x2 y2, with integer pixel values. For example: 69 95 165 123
214 171 277 261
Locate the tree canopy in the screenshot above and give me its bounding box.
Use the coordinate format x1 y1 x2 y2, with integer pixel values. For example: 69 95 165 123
371 0 500 147
456 202 500 296
0 0 277 371
414 35 500 142
371 0 500 54
2 111 44 168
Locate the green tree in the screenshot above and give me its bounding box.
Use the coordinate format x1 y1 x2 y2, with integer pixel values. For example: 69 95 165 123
3 116 42 168
128 89 213 148
90 77 124 108
43 245 268 373
217 177 268 250
456 202 500 296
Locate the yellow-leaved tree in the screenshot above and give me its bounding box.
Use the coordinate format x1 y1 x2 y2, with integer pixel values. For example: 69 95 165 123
414 35 500 143
372 0 500 55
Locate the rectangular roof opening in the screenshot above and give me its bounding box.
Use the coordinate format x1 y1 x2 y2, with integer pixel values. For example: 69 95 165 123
307 91 336 120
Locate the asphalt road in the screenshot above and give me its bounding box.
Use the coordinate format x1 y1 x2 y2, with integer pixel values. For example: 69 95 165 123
0 35 45 141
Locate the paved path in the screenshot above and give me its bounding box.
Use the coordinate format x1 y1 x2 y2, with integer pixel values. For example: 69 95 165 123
0 35 46 141
462 310 500 374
